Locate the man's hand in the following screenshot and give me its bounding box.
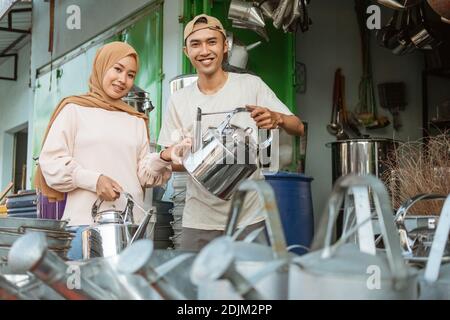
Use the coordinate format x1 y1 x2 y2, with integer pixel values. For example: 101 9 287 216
246 105 283 129
96 175 122 201
160 138 192 165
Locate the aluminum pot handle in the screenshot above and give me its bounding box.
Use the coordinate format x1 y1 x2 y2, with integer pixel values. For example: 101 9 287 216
310 174 409 290
224 180 288 260
91 198 104 218
424 195 450 283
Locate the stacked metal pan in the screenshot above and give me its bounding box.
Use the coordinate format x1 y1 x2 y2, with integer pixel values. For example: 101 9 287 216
169 173 188 249
0 217 72 263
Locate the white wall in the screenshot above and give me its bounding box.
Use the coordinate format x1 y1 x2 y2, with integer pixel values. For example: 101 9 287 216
0 43 33 190
296 0 424 229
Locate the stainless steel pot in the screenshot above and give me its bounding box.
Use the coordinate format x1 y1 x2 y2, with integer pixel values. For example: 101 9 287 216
327 138 399 186
81 194 152 259
183 108 271 200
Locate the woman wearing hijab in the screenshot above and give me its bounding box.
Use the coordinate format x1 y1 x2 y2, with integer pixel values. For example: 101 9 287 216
36 42 189 259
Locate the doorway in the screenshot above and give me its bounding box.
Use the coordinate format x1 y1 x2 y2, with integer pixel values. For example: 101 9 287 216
12 127 28 193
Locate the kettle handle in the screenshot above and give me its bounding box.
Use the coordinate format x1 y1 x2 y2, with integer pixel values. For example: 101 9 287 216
91 198 104 218
311 174 410 290
224 180 289 260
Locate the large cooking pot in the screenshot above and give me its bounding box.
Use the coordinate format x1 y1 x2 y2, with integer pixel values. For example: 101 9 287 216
327 138 400 236
327 138 399 184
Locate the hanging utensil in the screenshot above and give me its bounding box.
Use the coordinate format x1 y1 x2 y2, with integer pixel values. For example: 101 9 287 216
229 0 266 28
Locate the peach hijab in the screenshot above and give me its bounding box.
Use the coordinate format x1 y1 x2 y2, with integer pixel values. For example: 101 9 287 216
35 41 148 202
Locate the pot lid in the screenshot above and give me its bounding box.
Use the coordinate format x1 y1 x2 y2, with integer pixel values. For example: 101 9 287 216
326 138 402 147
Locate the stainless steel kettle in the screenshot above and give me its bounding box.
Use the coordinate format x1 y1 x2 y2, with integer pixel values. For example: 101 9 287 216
81 194 153 259
183 107 272 200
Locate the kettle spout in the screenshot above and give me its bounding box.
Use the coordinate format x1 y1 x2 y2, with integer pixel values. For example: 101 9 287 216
130 208 154 245
246 41 262 51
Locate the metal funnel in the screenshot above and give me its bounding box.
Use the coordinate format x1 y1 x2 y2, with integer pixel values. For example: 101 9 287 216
229 0 266 28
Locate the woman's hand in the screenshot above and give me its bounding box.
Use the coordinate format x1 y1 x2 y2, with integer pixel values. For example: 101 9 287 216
160 138 192 165
246 105 283 129
96 175 123 201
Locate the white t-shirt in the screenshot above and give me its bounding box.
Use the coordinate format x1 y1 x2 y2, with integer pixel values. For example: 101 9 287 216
158 72 293 230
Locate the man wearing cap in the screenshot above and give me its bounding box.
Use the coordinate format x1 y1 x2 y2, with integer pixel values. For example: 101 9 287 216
158 14 304 251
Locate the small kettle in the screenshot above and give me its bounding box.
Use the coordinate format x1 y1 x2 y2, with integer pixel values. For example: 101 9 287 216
81 194 153 259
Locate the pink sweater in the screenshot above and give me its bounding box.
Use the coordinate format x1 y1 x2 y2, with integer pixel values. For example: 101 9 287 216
39 103 171 226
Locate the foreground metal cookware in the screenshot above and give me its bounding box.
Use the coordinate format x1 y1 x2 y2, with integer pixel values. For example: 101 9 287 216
0 273 63 300
393 193 448 265
419 195 450 299
81 193 153 259
190 180 290 300
289 175 419 300
8 232 114 300
116 239 193 300
183 107 272 200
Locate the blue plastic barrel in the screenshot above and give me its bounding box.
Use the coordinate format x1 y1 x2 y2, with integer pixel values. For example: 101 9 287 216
264 172 314 255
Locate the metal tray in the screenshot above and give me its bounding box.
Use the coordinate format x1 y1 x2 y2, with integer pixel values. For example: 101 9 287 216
0 232 72 248
0 217 68 231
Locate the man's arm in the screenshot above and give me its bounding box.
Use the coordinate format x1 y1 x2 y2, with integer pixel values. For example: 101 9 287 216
246 105 304 136
278 113 305 136
161 146 187 172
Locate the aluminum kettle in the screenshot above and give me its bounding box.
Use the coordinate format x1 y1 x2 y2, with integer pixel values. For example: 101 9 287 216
183 107 272 200
82 193 153 259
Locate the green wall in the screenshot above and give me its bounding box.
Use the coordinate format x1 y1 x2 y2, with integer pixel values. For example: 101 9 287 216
181 0 297 113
